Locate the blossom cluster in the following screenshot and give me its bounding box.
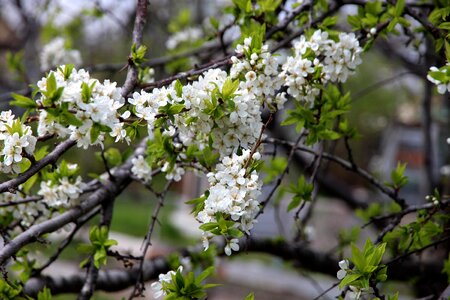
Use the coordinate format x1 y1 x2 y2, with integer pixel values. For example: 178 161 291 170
37 161 85 208
280 30 362 103
131 155 153 183
427 63 450 94
230 37 287 109
0 161 84 227
0 191 46 227
166 27 203 50
130 66 266 158
38 176 84 209
128 85 177 138
150 266 183 299
40 37 82 71
0 111 37 174
177 68 264 157
37 65 129 149
198 150 262 254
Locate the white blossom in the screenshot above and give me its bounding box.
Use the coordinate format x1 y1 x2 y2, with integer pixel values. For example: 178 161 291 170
0 111 37 174
36 65 127 148
337 259 349 280
280 30 362 104
198 150 262 254
427 63 450 94
131 155 153 183
151 266 183 299
224 238 239 256
40 37 82 71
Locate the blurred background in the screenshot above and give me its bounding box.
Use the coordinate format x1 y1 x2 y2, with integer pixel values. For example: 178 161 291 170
0 0 449 299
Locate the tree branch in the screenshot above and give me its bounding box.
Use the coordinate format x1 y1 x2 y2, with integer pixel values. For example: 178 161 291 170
0 140 147 266
0 140 76 193
23 238 446 297
264 136 407 208
121 0 149 97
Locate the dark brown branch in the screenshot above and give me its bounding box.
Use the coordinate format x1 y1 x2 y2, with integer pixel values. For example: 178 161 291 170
78 194 117 299
271 2 340 53
363 199 450 228
89 42 222 73
422 38 436 193
264 137 406 208
141 55 238 90
22 238 446 297
121 0 149 97
23 257 169 297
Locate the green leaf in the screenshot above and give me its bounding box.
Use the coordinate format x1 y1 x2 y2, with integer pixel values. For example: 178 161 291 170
59 64 74 80
445 40 450 62
37 287 52 300
347 15 361 29
394 0 405 17
104 148 123 166
199 222 219 232
210 17 219 30
388 292 399 300
244 292 255 300
351 243 366 271
22 173 39 194
46 73 57 95
318 129 341 140
76 244 94 254
258 0 281 12
222 78 239 99
90 123 101 143
10 93 37 109
61 111 83 127
287 196 301 212
442 253 450 283
174 79 183 97
233 0 251 13
227 228 243 238
81 81 96 103
195 266 215 284
339 273 362 289
131 43 148 66
262 157 287 183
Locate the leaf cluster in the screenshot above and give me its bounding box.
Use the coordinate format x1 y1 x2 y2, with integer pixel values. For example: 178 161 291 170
77 225 118 269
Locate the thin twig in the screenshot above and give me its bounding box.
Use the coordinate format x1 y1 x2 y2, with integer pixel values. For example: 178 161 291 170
121 0 149 98
243 114 273 171
256 132 305 218
386 234 450 266
129 180 172 299
32 206 101 276
263 137 407 208
362 199 450 228
312 281 339 300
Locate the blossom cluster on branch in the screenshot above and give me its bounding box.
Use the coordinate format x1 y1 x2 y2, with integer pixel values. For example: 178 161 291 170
36 65 129 149
0 111 36 174
280 30 362 103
